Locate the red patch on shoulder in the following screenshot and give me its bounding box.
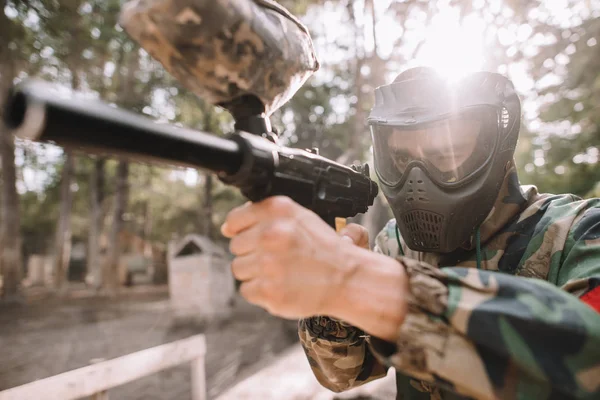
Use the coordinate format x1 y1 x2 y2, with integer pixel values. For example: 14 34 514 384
581 287 600 313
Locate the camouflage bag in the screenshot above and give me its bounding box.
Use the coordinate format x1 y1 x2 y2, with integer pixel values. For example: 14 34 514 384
119 0 320 117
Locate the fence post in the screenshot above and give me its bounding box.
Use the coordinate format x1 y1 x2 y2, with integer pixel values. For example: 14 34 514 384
190 356 206 400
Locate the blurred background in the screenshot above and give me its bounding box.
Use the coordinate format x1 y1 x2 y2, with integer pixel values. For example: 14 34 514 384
0 0 598 399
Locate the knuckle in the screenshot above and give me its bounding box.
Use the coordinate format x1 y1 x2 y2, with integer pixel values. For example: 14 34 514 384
262 221 295 245
260 223 277 242
229 236 241 254
267 196 295 215
241 280 264 304
230 257 239 276
239 281 254 300
230 257 247 280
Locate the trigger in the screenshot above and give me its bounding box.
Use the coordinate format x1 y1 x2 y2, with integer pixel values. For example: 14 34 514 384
335 217 347 233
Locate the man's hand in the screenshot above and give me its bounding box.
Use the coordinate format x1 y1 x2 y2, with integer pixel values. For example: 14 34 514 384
222 196 409 341
221 196 362 319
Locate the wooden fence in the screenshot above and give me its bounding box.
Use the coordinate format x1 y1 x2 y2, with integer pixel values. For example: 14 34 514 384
0 334 206 400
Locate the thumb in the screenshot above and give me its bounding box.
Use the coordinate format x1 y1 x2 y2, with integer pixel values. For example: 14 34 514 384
339 223 370 249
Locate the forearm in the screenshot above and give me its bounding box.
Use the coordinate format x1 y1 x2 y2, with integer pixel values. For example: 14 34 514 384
326 247 409 342
364 257 600 400
295 232 399 392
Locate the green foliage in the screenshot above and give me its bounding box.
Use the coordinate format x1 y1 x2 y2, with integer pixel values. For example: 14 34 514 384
5 0 600 266
272 73 355 160
510 5 600 197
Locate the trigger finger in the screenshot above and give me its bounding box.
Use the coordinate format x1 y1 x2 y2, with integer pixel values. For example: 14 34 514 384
339 223 369 249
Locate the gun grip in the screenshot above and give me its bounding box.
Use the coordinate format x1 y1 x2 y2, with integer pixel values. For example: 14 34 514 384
335 217 347 233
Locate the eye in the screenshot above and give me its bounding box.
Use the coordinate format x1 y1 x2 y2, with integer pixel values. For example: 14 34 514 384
392 149 411 164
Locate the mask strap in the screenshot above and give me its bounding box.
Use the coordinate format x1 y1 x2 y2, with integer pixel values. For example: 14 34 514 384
395 224 405 256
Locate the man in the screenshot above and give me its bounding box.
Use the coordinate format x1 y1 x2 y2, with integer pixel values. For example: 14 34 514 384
221 67 600 399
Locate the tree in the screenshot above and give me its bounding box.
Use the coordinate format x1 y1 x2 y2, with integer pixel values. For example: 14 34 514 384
452 1 600 197
87 157 105 288
0 83 22 300
52 152 75 291
0 0 27 300
102 43 138 293
103 160 128 294
521 15 600 197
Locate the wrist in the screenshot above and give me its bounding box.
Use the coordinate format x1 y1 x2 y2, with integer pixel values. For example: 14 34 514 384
326 246 409 341
322 242 367 317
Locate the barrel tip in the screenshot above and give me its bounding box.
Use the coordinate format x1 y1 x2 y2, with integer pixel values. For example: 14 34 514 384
3 83 46 141
4 89 27 130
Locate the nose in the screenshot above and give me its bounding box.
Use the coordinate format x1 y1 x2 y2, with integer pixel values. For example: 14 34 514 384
408 144 424 159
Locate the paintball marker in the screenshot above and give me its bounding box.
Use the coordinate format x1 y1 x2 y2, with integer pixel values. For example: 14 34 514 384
3 82 378 228
2 0 379 228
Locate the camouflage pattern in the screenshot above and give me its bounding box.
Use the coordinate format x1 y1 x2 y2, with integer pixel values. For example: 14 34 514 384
299 161 600 399
119 0 319 117
298 316 388 391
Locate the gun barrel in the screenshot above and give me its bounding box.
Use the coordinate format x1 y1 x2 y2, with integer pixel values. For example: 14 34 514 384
3 80 379 226
4 80 242 175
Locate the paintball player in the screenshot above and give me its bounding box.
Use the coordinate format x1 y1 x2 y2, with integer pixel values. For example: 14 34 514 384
221 67 600 399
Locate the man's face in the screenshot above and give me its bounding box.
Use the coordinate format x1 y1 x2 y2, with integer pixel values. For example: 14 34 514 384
371 111 497 186
386 118 482 177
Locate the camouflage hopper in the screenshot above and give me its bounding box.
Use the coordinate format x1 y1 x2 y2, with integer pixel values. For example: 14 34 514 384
119 0 320 118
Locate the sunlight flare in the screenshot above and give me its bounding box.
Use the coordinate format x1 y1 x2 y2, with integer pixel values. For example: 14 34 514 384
414 7 487 81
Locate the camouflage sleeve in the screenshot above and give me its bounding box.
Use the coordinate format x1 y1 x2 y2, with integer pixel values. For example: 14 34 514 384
298 316 388 392
296 224 394 392
368 226 600 400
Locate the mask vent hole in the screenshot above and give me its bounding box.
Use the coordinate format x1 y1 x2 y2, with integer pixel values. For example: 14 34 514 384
402 210 445 249
502 107 510 129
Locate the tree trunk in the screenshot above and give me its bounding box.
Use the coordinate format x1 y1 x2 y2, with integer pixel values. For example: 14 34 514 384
52 151 75 292
101 38 138 293
203 173 213 239
87 157 105 289
141 166 153 246
103 160 129 295
0 63 23 301
354 0 390 244
142 199 153 263
336 1 366 165
367 0 378 58
52 71 81 293
141 201 152 242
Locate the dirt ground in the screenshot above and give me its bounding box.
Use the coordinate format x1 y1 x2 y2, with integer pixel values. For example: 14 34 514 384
0 285 299 399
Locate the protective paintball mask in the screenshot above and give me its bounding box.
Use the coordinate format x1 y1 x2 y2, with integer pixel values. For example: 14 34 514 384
368 71 521 253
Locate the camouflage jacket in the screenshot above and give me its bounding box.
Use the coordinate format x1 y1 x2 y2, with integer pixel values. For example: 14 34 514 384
299 164 600 400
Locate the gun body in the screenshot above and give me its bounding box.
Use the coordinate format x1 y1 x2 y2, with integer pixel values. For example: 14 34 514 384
4 80 378 227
